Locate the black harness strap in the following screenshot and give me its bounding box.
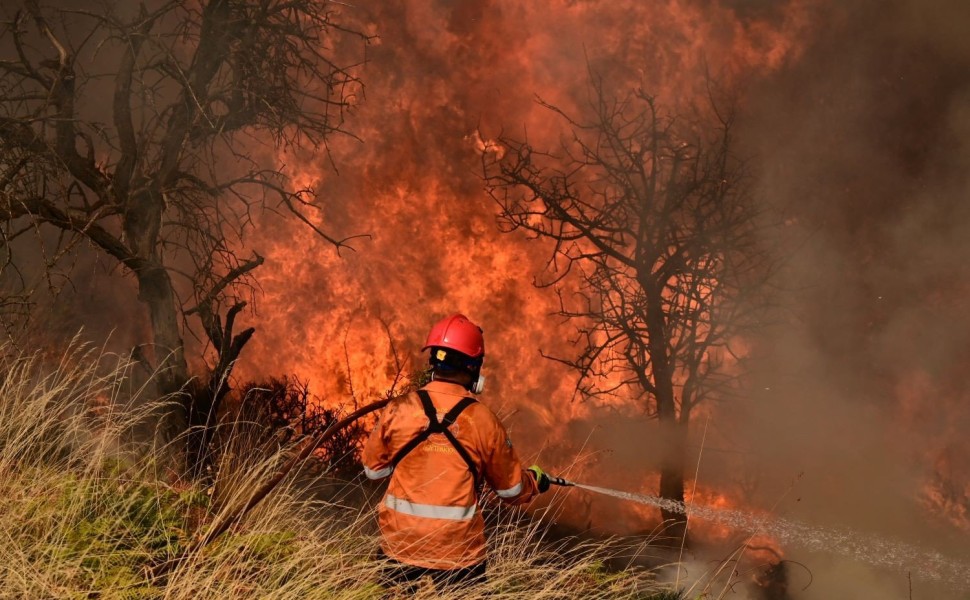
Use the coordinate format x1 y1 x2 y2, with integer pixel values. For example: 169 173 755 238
389 390 479 483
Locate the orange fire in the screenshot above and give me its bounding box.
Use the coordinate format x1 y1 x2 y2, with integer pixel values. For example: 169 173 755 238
233 0 823 548
242 0 816 405
895 370 970 533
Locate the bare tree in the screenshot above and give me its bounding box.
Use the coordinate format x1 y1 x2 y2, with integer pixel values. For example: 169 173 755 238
0 0 368 469
483 74 771 536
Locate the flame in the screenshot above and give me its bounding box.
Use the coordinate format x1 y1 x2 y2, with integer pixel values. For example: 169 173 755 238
232 0 823 549
895 370 970 532
243 0 816 405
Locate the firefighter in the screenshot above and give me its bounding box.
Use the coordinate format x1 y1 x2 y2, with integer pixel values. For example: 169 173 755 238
362 313 551 589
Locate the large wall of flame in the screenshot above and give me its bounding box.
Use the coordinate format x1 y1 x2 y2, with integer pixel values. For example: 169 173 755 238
240 0 816 496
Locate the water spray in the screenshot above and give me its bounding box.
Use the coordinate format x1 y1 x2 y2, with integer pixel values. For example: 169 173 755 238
546 475 970 592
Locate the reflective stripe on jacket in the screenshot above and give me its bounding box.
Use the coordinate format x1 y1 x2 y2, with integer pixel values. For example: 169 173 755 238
361 379 538 569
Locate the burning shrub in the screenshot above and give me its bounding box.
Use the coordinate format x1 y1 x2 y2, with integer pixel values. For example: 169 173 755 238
220 377 366 480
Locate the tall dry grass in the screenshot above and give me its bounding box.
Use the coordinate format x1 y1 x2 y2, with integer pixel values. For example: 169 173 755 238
0 339 678 599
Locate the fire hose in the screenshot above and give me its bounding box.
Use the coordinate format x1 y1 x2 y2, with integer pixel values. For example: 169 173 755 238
150 395 577 581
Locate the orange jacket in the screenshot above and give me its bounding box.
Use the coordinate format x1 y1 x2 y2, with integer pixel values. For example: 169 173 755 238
362 379 538 569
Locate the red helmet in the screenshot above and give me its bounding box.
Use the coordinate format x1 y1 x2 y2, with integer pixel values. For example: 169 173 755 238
422 314 485 359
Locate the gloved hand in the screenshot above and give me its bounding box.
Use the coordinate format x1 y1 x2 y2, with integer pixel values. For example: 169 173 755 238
528 465 550 493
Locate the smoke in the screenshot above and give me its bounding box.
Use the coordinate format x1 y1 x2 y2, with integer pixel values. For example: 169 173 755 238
716 0 970 596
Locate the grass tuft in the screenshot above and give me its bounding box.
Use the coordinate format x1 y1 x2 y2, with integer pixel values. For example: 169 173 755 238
0 339 681 598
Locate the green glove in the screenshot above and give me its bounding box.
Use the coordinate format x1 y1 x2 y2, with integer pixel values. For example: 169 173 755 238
528 465 550 493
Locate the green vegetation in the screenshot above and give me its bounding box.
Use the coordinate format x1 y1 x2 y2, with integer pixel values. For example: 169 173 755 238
0 341 682 598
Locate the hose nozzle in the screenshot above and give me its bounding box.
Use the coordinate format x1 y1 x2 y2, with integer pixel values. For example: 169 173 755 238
548 475 575 487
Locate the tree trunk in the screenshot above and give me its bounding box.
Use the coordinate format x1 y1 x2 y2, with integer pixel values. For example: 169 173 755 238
136 263 190 443
645 282 688 542
658 419 688 543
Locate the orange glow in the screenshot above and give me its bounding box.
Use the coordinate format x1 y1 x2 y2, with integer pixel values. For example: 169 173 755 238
895 371 970 532
233 0 823 548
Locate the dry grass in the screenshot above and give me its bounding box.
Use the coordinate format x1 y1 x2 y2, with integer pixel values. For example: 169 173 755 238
0 339 678 599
